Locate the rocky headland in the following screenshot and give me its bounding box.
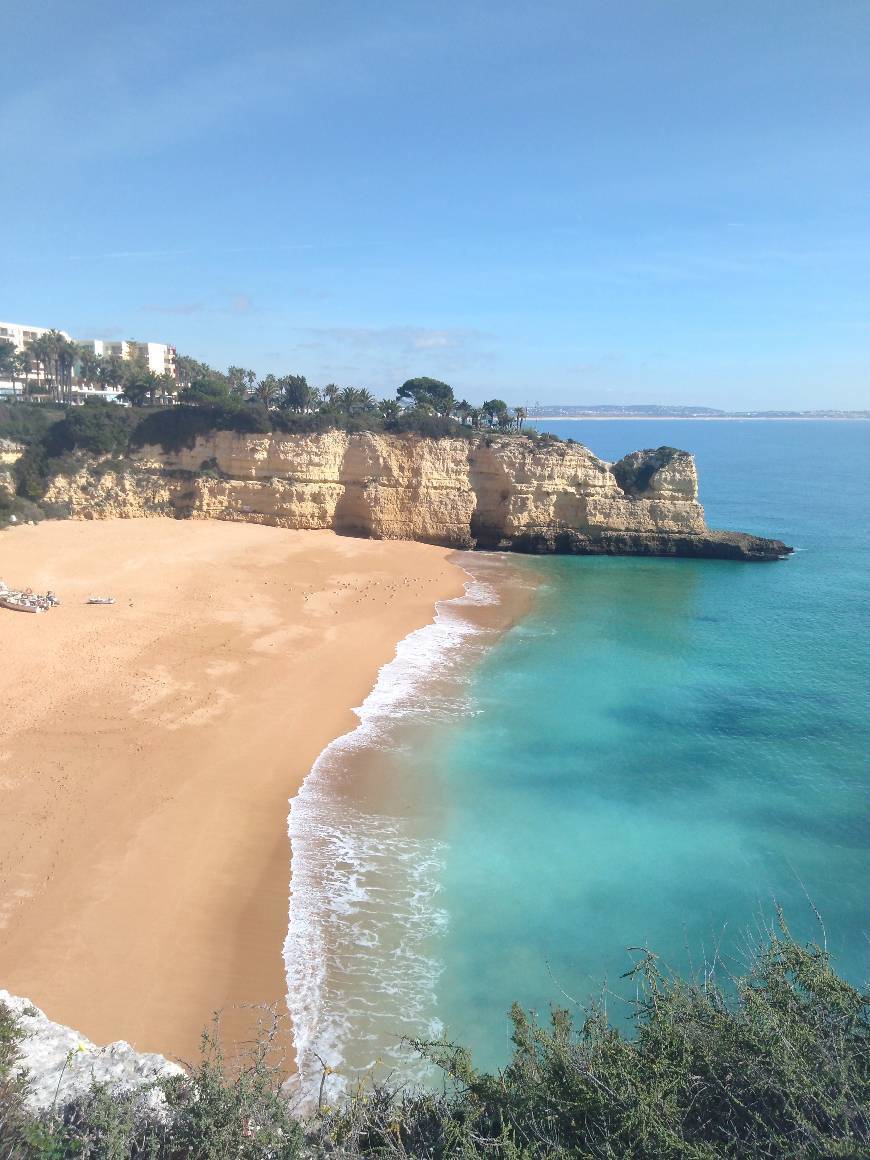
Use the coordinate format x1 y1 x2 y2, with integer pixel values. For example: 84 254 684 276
35 431 790 561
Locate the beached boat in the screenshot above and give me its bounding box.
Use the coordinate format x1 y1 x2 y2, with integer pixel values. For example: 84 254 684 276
0 593 45 614
0 584 60 613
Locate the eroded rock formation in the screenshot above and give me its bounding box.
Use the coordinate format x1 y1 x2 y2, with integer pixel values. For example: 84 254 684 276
42 431 791 561
0 438 23 495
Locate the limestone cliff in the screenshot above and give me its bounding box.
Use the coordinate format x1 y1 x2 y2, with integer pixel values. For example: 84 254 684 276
0 990 184 1113
42 431 791 561
0 438 22 496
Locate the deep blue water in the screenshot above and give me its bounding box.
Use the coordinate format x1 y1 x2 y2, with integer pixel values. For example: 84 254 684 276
433 420 870 1068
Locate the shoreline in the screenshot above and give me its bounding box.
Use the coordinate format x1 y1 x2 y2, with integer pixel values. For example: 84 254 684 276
285 549 539 1100
0 518 466 1068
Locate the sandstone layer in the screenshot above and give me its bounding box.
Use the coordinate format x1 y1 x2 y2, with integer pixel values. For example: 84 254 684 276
42 431 791 560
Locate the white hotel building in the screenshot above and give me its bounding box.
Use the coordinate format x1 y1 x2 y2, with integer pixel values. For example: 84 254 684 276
0 321 74 349
75 338 177 379
0 322 177 399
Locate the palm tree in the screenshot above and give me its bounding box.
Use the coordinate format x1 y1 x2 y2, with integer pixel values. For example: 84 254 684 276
57 337 77 404
254 374 281 408
98 354 126 396
125 339 146 370
338 387 377 417
39 331 58 401
514 406 527 431
29 334 52 397
378 398 401 422
482 398 510 429
0 340 15 397
322 383 340 408
454 399 473 426
76 348 100 391
11 350 31 400
227 366 255 400
32 330 75 403
156 372 176 404
278 374 311 412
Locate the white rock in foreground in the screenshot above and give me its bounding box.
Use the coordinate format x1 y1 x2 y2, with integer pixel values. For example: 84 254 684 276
0 990 186 1112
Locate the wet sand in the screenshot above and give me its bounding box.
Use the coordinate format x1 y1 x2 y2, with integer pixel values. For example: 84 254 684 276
0 518 465 1067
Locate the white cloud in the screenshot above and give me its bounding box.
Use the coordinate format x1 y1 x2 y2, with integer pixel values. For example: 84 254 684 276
294 325 489 354
268 324 498 393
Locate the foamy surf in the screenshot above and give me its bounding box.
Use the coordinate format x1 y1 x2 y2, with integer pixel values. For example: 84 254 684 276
283 561 507 1105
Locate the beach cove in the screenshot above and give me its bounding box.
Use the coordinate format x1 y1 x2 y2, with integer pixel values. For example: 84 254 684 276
0 518 465 1067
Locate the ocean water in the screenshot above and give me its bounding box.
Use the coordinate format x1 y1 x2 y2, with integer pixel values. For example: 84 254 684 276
286 419 870 1092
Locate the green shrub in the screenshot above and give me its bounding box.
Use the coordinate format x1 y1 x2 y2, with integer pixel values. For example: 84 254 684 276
0 404 65 446
130 404 272 452
382 915 870 1158
11 404 137 501
387 411 473 439
0 1002 30 1151
270 409 344 436
43 404 137 459
1 921 866 1158
0 492 49 526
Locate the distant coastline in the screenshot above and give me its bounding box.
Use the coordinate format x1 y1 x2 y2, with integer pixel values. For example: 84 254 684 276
530 412 870 422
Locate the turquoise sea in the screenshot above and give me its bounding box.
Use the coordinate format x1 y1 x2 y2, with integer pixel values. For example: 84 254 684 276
286 419 870 1095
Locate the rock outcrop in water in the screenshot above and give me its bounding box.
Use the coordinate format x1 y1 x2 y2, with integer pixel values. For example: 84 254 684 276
41 431 791 561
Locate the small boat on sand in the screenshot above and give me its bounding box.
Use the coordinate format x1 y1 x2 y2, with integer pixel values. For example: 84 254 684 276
0 592 45 614
86 596 116 605
0 582 59 614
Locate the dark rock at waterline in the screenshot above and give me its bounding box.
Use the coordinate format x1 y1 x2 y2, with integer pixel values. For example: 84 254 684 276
495 528 794 562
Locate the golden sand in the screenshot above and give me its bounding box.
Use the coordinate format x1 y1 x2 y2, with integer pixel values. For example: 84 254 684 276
0 518 465 1066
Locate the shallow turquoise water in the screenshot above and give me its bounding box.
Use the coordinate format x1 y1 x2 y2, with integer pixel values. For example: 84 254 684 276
433 420 870 1069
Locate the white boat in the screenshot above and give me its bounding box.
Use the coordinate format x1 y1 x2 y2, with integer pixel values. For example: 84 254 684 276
86 596 116 605
0 593 44 614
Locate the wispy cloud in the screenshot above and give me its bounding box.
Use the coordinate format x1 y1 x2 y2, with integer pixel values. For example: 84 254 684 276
141 301 205 316
67 249 194 263
65 243 317 264
141 293 256 317
272 324 499 393
1 20 432 166
294 325 490 354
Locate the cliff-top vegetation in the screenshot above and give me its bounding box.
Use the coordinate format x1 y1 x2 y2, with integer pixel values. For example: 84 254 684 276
0 917 867 1158
2 368 557 508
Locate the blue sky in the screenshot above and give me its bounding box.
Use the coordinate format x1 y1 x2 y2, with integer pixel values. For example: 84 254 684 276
2 0 868 408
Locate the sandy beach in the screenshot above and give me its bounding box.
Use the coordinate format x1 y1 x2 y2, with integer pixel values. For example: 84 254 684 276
0 518 465 1067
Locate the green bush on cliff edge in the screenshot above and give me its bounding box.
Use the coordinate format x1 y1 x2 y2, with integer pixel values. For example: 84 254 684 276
4 399 557 504
1 916 867 1158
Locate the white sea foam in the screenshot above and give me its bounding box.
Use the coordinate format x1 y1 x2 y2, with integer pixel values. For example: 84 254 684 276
284 568 501 1105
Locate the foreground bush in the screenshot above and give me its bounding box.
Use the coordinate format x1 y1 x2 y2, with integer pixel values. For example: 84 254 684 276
1 920 867 1158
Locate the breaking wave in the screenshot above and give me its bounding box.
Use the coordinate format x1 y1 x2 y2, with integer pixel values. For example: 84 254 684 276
284 567 501 1104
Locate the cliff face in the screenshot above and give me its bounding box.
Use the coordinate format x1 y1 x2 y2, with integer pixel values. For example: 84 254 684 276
0 438 23 496
42 431 791 561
